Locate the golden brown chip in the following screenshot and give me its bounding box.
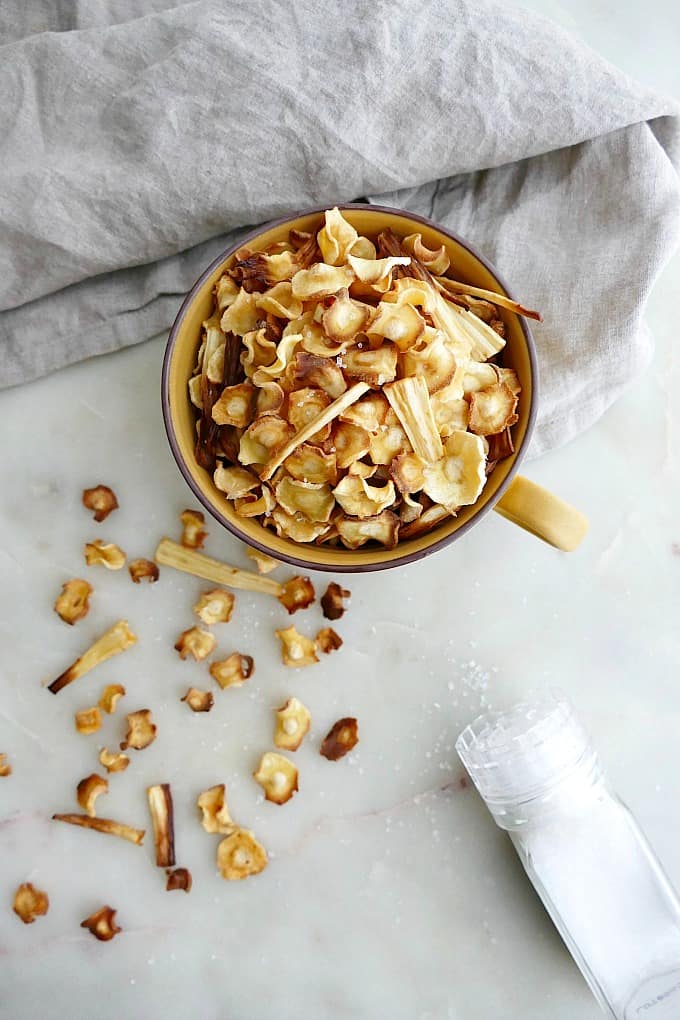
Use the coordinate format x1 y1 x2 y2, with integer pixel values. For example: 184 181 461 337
348 460 377 479
290 352 348 399
220 288 259 335
0 753 11 777
84 540 126 570
174 626 217 661
368 419 411 465
320 717 359 760
276 626 319 667
467 382 519 436
47 619 138 695
251 333 303 385
210 653 254 689
349 235 377 259
99 748 130 773
234 487 276 518
421 431 487 511
77 773 109 817
255 281 303 320
193 589 235 625
13 883 49 924
75 707 102 735
316 627 343 654
181 687 214 712
211 382 256 428
339 392 390 432
487 427 515 461
384 376 443 463
274 697 311 752
317 207 359 266
217 828 268 880
321 582 350 620
245 547 280 573
128 558 159 584
337 510 400 549
229 249 298 287
400 492 424 524
431 386 469 437
368 300 425 350
241 327 278 376
341 344 398 387
277 575 315 614
121 709 157 751
276 477 335 523
401 329 458 394
333 475 396 518
291 262 355 300
216 273 240 310
180 509 208 550
322 287 371 341
256 379 286 415
496 367 521 395
462 361 500 394
271 507 331 543
213 465 260 499
82 485 118 522
166 867 192 893
239 415 294 466
402 232 451 275
390 452 426 494
147 783 176 868
347 253 410 285
98 684 126 715
253 751 299 804
284 443 338 485
54 578 93 625
400 503 451 539
81 905 121 942
197 784 236 835
287 387 332 441
332 420 372 469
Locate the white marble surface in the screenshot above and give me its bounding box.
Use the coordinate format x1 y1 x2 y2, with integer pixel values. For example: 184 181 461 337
1 5 680 1018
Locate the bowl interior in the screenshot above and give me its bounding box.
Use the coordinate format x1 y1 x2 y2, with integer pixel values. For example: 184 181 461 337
164 206 534 570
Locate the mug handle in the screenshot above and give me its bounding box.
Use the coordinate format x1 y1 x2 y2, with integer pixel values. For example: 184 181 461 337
493 476 588 552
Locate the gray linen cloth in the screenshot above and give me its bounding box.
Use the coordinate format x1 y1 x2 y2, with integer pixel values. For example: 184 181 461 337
1 0 678 455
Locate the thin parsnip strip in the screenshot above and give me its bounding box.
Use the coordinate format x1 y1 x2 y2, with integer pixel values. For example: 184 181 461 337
155 539 283 596
147 784 176 868
52 813 145 845
47 620 138 695
434 276 541 321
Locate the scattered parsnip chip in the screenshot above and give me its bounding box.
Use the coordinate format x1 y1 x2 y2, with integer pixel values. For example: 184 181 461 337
53 814 145 845
197 784 236 835
278 576 315 614
166 868 192 893
13 883 49 924
217 828 268 880
98 684 126 715
175 626 216 661
321 582 350 620
276 626 319 668
320 717 359 760
99 748 130 773
180 509 207 550
290 352 348 399
245 548 280 574
80 905 121 941
253 751 299 805
316 627 343 654
121 709 157 751
82 485 118 522
77 774 109 817
128 558 159 584
467 382 519 436
181 687 214 712
54 578 93 625
337 510 400 549
75 707 102 735
210 653 254 689
84 540 126 570
274 697 311 752
193 589 235 625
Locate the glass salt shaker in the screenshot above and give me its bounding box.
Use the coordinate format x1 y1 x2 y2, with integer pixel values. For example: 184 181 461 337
456 692 680 1019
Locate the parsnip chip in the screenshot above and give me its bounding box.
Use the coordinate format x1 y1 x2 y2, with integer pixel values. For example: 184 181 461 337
322 288 371 341
128 558 159 584
181 687 214 712
400 492 424 524
84 540 126 570
256 281 303 320
287 387 332 441
251 334 303 386
333 475 396 517
400 503 451 539
402 329 458 393
210 653 254 689
211 382 256 428
230 249 298 287
75 707 102 735
290 352 348 399
349 235 377 259
278 575 315 614
216 273 240 311
316 627 342 654
180 509 207 550
320 717 359 760
98 684 126 714
317 207 359 266
496 367 521 395
402 233 451 275
48 619 138 695
121 709 157 751
0 754 11 777
147 783 176 868
339 392 390 432
82 485 118 522
284 443 338 485
193 588 235 625
220 288 259 335
239 415 294 466
421 430 487 511
462 361 499 394
241 328 278 376
275 477 335 523
189 374 203 409
274 697 311 751
253 751 299 805
390 452 426 494
321 582 350 620
77 774 109 817
54 578 93 625
347 254 410 284
81 905 121 942
383 276 436 312
332 421 372 469
384 376 443 462
367 301 425 350
197 784 236 835
487 427 515 461
369 419 411 465
99 748 130 773
468 382 519 436
13 883 49 924
337 510 400 549
256 380 285 415
246 548 280 574
276 626 319 667
217 828 268 880
205 341 225 383
166 868 193 893
348 460 377 478
213 465 260 499
234 487 276 518
341 345 398 387
291 262 355 300
271 508 331 543
175 626 216 661
431 388 469 437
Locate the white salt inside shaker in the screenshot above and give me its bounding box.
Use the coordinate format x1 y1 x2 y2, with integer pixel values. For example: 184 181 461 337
456 692 680 1018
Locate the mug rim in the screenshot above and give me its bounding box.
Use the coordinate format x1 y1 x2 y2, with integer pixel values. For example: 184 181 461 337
161 202 538 572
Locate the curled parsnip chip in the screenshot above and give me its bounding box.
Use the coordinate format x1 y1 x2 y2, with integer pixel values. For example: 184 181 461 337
128 558 159 584
99 748 129 773
147 784 176 868
210 653 254 689
13 883 49 924
82 485 118 522
431 387 469 437
400 492 424 524
322 287 371 341
211 382 256 428
383 275 436 312
182 687 214 712
98 684 126 715
368 301 425 350
274 697 311 751
84 540 126 570
291 263 355 300
487 427 515 462
229 249 298 287
320 717 359 760
213 465 260 499
317 206 359 265
246 548 280 573
48 619 137 695
402 329 458 393
77 773 109 817
496 367 521 395
288 387 332 442
321 582 351 620
251 334 302 385
290 352 348 399
175 626 216 662
276 626 319 668
193 589 235 625
462 361 499 394
337 510 400 549
54 578 92 625
188 374 202 409
241 327 278 376
332 421 372 469
205 341 226 383
180 509 207 550
239 415 294 466
333 475 396 518
422 430 487 511
220 288 259 335
350 235 377 259
278 575 315 614
284 443 338 485
347 254 410 284
254 751 299 805
402 233 451 275
197 784 236 835
468 382 519 436
348 461 377 479
81 905 121 942
217 828 268 881
166 868 192 893
276 478 335 523
216 273 240 311
369 418 411 465
255 281 303 320
341 345 398 387
316 627 342 654
390 452 426 494
234 487 276 518
339 392 390 431
121 709 157 751
384 376 443 463
256 380 285 415
0 753 11 777
271 508 331 543
75 707 102 735
400 503 450 539
53 813 145 845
